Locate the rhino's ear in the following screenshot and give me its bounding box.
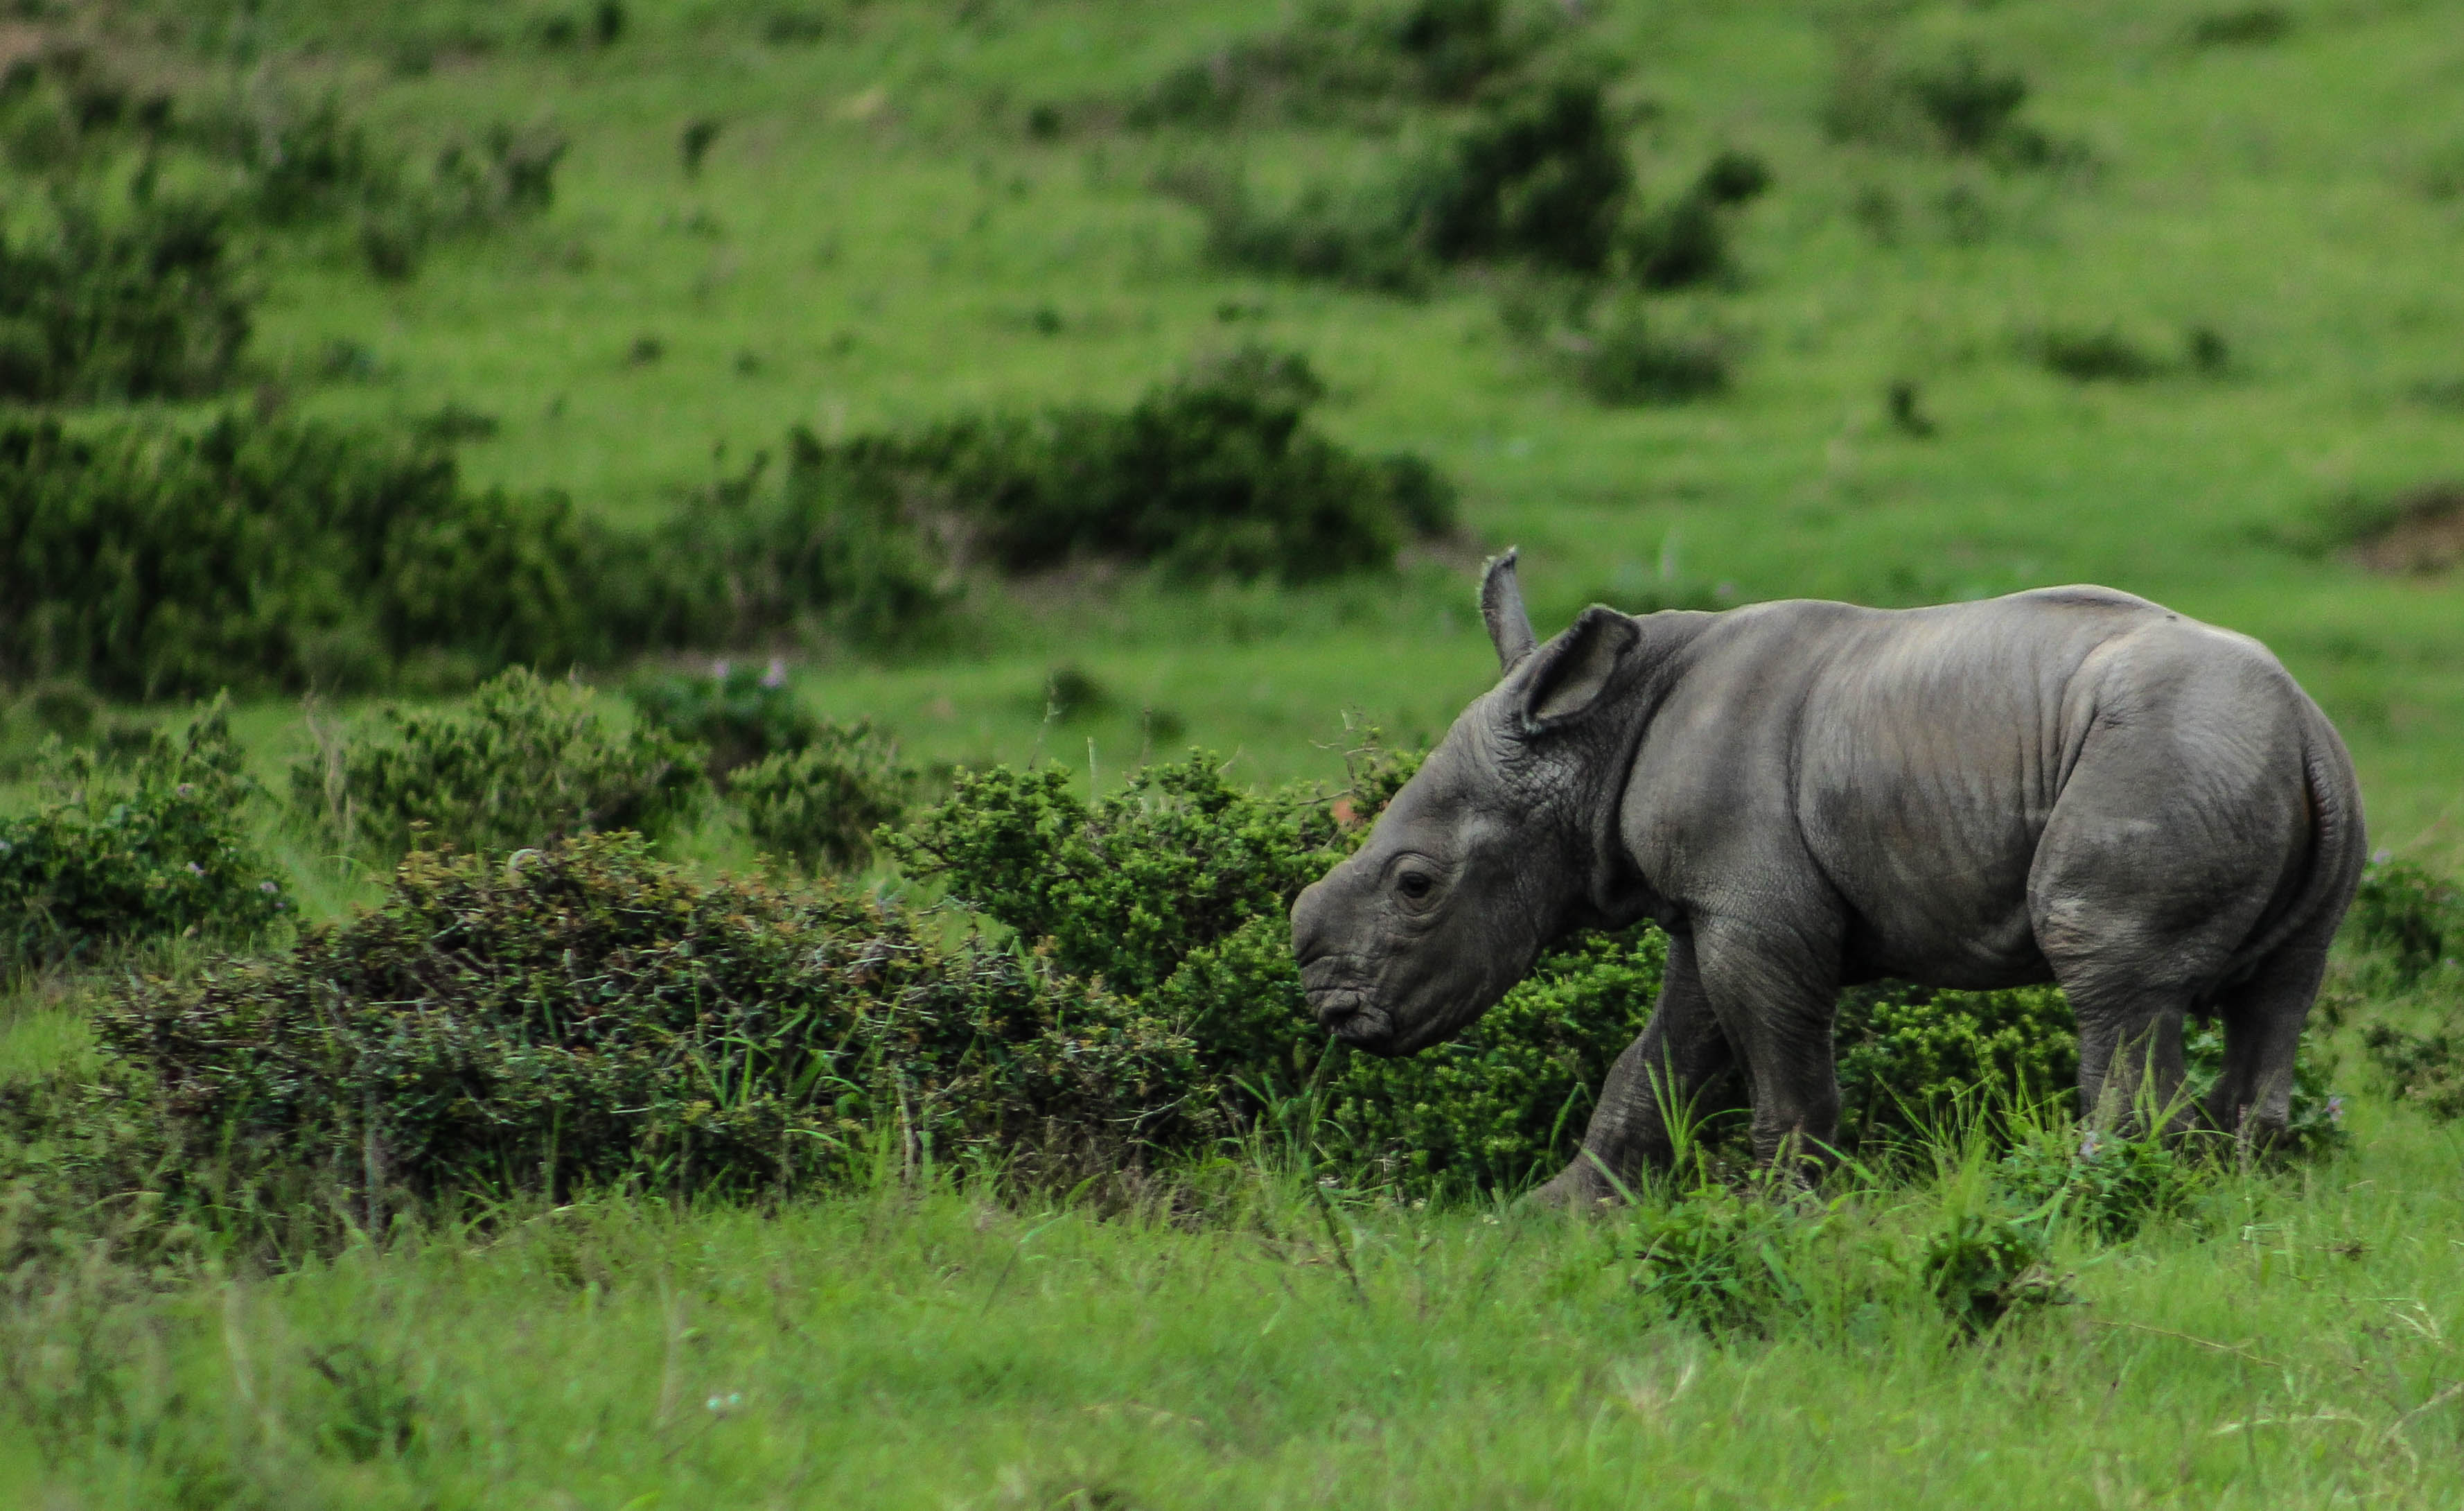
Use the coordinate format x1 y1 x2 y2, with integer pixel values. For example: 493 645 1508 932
1480 548 1538 672
1515 606 1639 734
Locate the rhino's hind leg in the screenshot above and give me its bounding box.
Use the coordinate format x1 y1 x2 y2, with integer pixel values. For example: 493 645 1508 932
2202 924 2334 1148
1533 931 1735 1205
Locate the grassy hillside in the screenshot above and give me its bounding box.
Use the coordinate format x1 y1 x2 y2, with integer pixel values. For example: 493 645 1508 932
7 0 2456 841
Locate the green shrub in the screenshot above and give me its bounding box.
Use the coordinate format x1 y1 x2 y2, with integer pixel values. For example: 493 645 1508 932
1833 982 2079 1143
1421 73 1634 276
1569 309 1732 406
2361 1023 2462 1120
2346 857 2460 984
1623 150 1772 291
629 660 820 782
291 668 705 858
1995 1124 2202 1243
0 703 286 973
1919 1205 2062 1335
2039 327 2163 383
1125 0 1565 129
0 413 604 699
776 347 1452 583
1901 49 2030 155
1619 1183 1824 1333
0 198 251 403
731 724 913 873
1182 73 1639 289
592 434 951 654
94 834 1207 1212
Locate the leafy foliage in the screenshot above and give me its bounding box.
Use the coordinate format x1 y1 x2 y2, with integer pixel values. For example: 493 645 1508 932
1919 1205 2062 1335
94 834 1205 1212
1567 308 1732 406
0 703 287 972
1619 1182 1825 1333
2361 1022 2463 1120
291 668 705 858
0 414 602 699
731 723 913 874
1834 983 2079 1142
1123 0 1570 130
0 198 251 404
786 347 1455 582
2347 858 2461 985
629 661 820 783
1996 1124 2202 1243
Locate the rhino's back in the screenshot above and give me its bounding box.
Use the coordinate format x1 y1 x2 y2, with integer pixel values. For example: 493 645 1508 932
1627 586 2321 985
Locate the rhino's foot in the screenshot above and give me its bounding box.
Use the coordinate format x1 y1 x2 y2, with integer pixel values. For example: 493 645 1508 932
1526 1157 1635 1212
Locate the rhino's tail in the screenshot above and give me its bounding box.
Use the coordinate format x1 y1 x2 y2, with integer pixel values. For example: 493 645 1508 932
2240 704 2368 971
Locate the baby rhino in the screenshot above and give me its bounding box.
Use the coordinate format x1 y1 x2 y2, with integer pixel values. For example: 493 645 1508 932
1290 553 2363 1201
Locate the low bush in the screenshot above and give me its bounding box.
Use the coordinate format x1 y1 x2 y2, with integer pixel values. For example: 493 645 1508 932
1619 1182 1827 1333
730 724 913 874
0 703 287 974
1623 149 1772 291
1567 308 1732 406
2346 857 2461 984
1919 1203 2063 1335
1834 982 2079 1143
0 198 252 403
2039 327 2163 383
1124 0 1569 130
290 667 704 858
780 346 1455 583
629 660 820 782
1995 1123 2202 1243
1824 40 2066 168
2361 1022 2463 1120
0 413 606 699
94 833 1206 1215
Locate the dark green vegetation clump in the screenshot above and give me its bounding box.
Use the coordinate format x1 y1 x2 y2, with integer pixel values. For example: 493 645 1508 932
782 347 1457 582
629 661 824 782
0 704 285 973
729 722 913 873
0 414 601 699
1123 0 1571 130
291 667 704 859
2348 859 2464 1119
95 833 1201 1213
1182 69 1769 302
0 200 251 404
630 662 917 870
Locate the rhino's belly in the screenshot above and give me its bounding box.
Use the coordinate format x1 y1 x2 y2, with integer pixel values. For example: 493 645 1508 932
1823 824 2053 990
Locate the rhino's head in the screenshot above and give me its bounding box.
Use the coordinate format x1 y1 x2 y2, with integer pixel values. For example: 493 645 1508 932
1290 552 1648 1056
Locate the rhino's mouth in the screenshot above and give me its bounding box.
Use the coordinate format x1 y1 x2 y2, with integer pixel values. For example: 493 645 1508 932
1307 987 1396 1051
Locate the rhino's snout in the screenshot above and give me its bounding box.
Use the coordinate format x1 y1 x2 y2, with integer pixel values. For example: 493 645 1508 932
1291 877 1400 1052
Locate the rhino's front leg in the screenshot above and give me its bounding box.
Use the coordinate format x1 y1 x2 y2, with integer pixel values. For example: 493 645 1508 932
1691 916 1845 1172
1533 930 1734 1205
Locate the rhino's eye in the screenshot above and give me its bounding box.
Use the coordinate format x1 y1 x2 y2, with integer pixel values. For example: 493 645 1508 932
1397 871 1434 902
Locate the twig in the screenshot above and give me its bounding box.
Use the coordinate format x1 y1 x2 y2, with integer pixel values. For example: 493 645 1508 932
1308 1177 1366 1306
2099 1320 2281 1370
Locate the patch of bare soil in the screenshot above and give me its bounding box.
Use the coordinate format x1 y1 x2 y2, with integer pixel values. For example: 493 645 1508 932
2346 485 2464 575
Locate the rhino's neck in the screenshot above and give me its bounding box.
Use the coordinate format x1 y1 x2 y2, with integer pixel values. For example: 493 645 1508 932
1572 611 1707 933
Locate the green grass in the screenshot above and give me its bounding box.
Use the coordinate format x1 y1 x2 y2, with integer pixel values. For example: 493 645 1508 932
5 0 2464 1501
3 1108 2461 1506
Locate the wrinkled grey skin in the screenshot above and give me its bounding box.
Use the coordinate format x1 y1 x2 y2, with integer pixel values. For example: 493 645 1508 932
1290 553 2364 1201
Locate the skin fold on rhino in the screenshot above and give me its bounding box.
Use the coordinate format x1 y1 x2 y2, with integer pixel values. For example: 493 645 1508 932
1290 552 2364 1201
